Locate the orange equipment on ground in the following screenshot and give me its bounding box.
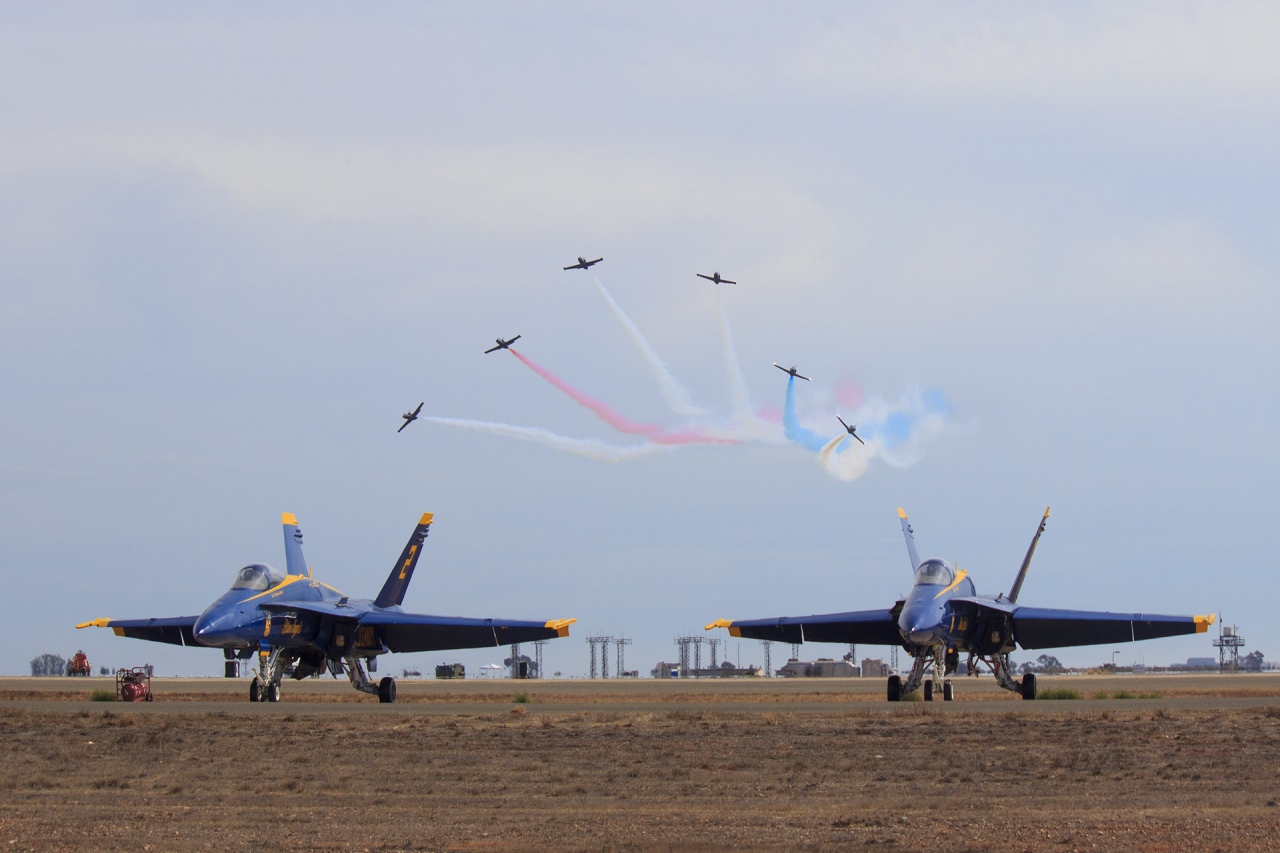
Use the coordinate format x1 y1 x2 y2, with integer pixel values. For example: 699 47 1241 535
67 651 91 676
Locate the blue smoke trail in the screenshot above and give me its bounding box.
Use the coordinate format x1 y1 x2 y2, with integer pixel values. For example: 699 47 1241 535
855 389 951 449
782 376 834 452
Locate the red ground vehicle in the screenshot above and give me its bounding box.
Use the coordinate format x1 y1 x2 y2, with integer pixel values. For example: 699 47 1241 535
115 667 152 702
67 651 91 676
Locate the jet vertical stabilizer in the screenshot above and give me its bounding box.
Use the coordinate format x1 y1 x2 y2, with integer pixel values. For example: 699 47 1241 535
282 513 309 577
1007 507 1050 603
898 507 920 571
374 513 434 608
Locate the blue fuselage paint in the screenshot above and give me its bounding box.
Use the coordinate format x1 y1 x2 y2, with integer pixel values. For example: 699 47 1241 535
895 559 976 649
191 576 373 653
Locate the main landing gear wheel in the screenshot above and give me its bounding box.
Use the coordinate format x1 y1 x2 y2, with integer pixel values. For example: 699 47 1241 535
886 674 901 702
248 681 260 702
266 683 281 703
943 680 955 702
923 680 934 702
377 676 397 704
1021 673 1037 700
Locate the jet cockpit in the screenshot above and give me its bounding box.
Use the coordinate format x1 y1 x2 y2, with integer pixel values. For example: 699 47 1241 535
230 563 285 592
913 559 954 587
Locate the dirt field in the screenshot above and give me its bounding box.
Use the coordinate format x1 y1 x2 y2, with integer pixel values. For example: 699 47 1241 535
2 676 1278 851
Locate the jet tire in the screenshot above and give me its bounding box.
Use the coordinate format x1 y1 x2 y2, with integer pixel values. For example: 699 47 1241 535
248 681 260 702
266 683 281 703
378 676 397 704
923 680 934 702
886 674 901 702
1021 673 1037 700
943 680 954 701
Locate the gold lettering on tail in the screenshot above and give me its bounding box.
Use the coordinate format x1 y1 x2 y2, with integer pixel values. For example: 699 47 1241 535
398 545 418 580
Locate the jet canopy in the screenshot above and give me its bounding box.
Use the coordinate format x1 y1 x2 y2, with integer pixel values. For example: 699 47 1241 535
913 559 955 587
230 563 285 592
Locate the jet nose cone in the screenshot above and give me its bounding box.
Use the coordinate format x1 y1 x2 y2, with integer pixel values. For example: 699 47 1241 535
193 611 235 645
905 628 936 645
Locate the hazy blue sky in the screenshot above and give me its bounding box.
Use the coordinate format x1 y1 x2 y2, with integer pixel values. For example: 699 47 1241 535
2 4 1276 678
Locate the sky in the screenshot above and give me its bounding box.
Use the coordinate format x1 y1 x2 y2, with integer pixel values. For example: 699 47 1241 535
2 3 1277 679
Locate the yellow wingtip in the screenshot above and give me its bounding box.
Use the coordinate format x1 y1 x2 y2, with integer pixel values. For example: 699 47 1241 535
897 507 908 519
282 512 298 526
419 512 434 525
76 618 112 629
1044 506 1051 518
544 618 577 637
1194 614 1216 632
705 618 734 631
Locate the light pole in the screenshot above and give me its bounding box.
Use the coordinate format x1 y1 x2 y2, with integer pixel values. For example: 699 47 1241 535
1111 650 1119 668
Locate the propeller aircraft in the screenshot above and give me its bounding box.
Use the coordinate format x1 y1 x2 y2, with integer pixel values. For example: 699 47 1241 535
708 507 1213 701
78 513 576 703
773 363 811 381
484 335 521 354
836 416 865 445
697 271 736 285
397 402 424 433
563 256 603 271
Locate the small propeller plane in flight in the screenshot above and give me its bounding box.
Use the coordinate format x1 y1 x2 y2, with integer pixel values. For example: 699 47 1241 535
696 271 736 285
836 416 865 445
708 507 1213 701
398 402 424 433
773 363 811 382
78 513 576 703
484 335 521 354
563 256 603 271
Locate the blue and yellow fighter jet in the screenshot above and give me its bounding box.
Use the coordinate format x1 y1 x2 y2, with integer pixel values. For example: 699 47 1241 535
707 507 1214 701
78 513 576 703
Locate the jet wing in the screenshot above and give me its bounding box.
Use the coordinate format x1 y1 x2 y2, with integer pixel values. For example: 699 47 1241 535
357 611 577 653
1008 607 1215 650
706 609 901 646
76 616 199 646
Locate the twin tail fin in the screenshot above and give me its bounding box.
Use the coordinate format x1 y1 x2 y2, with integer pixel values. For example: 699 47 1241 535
374 513 434 608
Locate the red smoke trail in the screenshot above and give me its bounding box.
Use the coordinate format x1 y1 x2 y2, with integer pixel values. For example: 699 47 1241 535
509 349 738 446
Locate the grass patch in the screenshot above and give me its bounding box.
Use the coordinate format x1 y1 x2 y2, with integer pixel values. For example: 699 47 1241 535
89 690 115 702
1038 688 1081 700
512 692 530 704
1112 690 1136 700
899 690 921 702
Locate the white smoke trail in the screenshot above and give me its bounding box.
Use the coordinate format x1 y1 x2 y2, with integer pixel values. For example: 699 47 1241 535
591 275 708 418
818 433 872 482
715 289 755 424
422 416 670 462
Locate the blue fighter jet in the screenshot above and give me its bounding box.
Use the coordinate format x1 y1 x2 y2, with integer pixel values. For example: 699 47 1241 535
707 507 1214 701
78 513 576 703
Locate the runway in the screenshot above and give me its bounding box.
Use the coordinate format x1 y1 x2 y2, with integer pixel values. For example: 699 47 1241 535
4 672 1278 715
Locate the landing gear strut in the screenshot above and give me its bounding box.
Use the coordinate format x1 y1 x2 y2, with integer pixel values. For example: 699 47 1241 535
988 652 1036 700
342 655 397 703
251 646 285 703
887 653 929 701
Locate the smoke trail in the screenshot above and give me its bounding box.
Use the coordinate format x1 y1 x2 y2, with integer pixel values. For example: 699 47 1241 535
852 389 951 468
782 375 834 452
818 433 871 481
509 349 738 446
590 275 708 418
422 416 667 462
715 289 754 422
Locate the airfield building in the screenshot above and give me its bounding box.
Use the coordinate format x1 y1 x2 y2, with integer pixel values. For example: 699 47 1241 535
777 658 859 678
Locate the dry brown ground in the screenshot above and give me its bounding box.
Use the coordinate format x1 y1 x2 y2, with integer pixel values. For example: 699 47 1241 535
1 703 1278 852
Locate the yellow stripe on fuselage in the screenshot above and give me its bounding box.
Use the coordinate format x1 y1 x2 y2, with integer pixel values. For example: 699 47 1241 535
934 568 969 600
239 574 311 603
